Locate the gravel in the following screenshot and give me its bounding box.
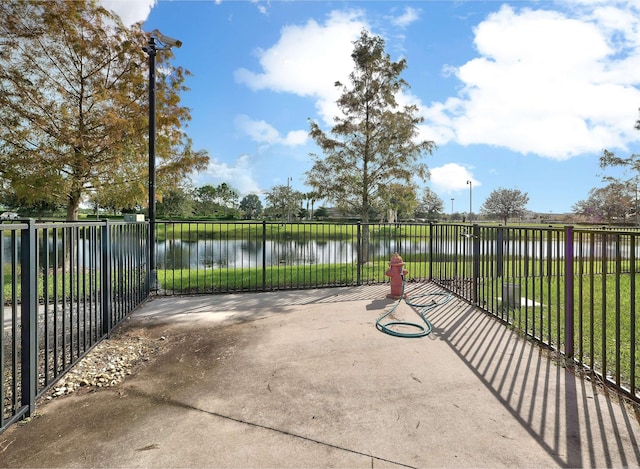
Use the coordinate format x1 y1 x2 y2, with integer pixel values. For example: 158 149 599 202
44 327 164 400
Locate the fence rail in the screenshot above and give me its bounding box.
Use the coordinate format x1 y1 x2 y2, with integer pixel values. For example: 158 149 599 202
3 219 639 435
1 219 149 433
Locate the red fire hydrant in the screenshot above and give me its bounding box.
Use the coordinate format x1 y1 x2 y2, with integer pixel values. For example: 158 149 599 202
385 252 408 299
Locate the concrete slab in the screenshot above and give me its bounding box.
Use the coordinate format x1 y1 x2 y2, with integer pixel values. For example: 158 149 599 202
1 283 639 468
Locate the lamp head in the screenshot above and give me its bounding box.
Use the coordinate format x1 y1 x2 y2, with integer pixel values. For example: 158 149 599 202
151 29 182 49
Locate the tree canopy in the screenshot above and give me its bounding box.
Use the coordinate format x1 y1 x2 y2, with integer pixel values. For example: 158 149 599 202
573 182 635 224
305 30 433 225
480 188 529 224
0 0 208 219
416 187 444 220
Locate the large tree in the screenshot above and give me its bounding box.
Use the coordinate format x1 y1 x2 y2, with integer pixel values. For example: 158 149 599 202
416 187 444 220
599 112 640 225
305 30 433 260
573 183 635 224
239 194 263 219
379 182 418 222
480 188 529 225
0 0 208 220
264 184 302 221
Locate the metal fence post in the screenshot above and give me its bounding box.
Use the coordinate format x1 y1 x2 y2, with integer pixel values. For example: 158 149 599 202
564 225 574 359
262 221 267 290
356 223 362 285
20 219 37 415
496 225 504 278
101 220 112 336
428 222 433 280
472 224 480 305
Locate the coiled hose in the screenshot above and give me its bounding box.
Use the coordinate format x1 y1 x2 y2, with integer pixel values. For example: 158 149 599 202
375 279 452 338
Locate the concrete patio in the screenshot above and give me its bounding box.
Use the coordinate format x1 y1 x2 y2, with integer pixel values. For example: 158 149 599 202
1 282 639 468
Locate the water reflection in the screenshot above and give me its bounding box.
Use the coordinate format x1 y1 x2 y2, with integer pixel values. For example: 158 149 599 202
3 233 640 270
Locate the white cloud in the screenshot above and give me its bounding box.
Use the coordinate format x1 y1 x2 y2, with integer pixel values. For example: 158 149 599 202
430 163 479 194
99 0 155 26
234 115 307 147
424 3 640 160
234 10 367 126
390 7 420 28
200 154 262 196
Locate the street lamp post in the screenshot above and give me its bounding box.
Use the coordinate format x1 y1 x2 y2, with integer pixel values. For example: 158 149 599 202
451 198 454 217
466 180 473 222
143 30 182 288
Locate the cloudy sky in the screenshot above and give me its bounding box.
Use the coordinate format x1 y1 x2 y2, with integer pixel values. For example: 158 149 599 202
102 0 640 214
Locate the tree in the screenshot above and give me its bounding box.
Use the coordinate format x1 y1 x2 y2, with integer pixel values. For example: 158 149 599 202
239 194 263 219
599 112 640 225
305 30 434 261
313 206 328 220
156 186 195 219
264 184 302 221
195 184 218 216
480 188 529 224
194 183 239 218
416 187 444 220
213 182 240 219
0 0 208 220
379 182 418 222
573 183 634 224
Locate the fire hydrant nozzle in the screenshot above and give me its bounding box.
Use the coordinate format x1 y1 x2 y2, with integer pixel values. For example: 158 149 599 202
385 252 408 299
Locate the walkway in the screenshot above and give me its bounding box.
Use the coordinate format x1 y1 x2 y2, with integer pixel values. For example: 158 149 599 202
1 283 639 468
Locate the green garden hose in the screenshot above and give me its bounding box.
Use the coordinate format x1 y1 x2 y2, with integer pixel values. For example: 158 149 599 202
375 278 452 338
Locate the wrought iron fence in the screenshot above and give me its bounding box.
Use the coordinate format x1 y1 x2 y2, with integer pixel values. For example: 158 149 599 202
1 219 148 433
151 221 432 294
4 219 638 434
430 223 640 403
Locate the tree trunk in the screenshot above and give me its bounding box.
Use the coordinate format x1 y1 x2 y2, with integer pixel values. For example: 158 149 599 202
67 190 81 221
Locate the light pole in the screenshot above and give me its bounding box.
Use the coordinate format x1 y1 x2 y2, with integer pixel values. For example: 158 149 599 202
143 30 182 288
466 180 473 222
451 198 454 217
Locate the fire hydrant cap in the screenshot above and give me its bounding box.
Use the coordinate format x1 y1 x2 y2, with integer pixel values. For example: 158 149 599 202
389 253 405 266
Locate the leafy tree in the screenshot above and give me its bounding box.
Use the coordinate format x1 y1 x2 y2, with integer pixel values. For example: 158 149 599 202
379 182 418 222
313 206 328 220
195 184 218 215
264 184 302 221
239 194 263 219
416 187 444 220
156 187 195 219
305 30 433 261
0 0 208 220
573 183 635 224
599 113 640 225
480 188 529 224
213 182 240 218
194 183 239 218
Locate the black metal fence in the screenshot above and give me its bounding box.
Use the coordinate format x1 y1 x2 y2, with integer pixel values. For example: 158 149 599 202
1 219 148 433
430 224 639 403
3 219 639 434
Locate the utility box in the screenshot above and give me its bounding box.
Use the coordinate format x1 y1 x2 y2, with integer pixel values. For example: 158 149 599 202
124 214 145 223
502 283 520 308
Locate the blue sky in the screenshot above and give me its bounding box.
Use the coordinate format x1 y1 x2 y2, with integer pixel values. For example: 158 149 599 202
102 0 640 215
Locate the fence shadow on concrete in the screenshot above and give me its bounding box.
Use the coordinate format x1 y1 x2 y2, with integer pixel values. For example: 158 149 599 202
419 282 640 468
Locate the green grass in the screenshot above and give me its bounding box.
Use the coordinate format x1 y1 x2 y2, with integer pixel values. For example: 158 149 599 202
479 272 640 390
157 261 389 292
